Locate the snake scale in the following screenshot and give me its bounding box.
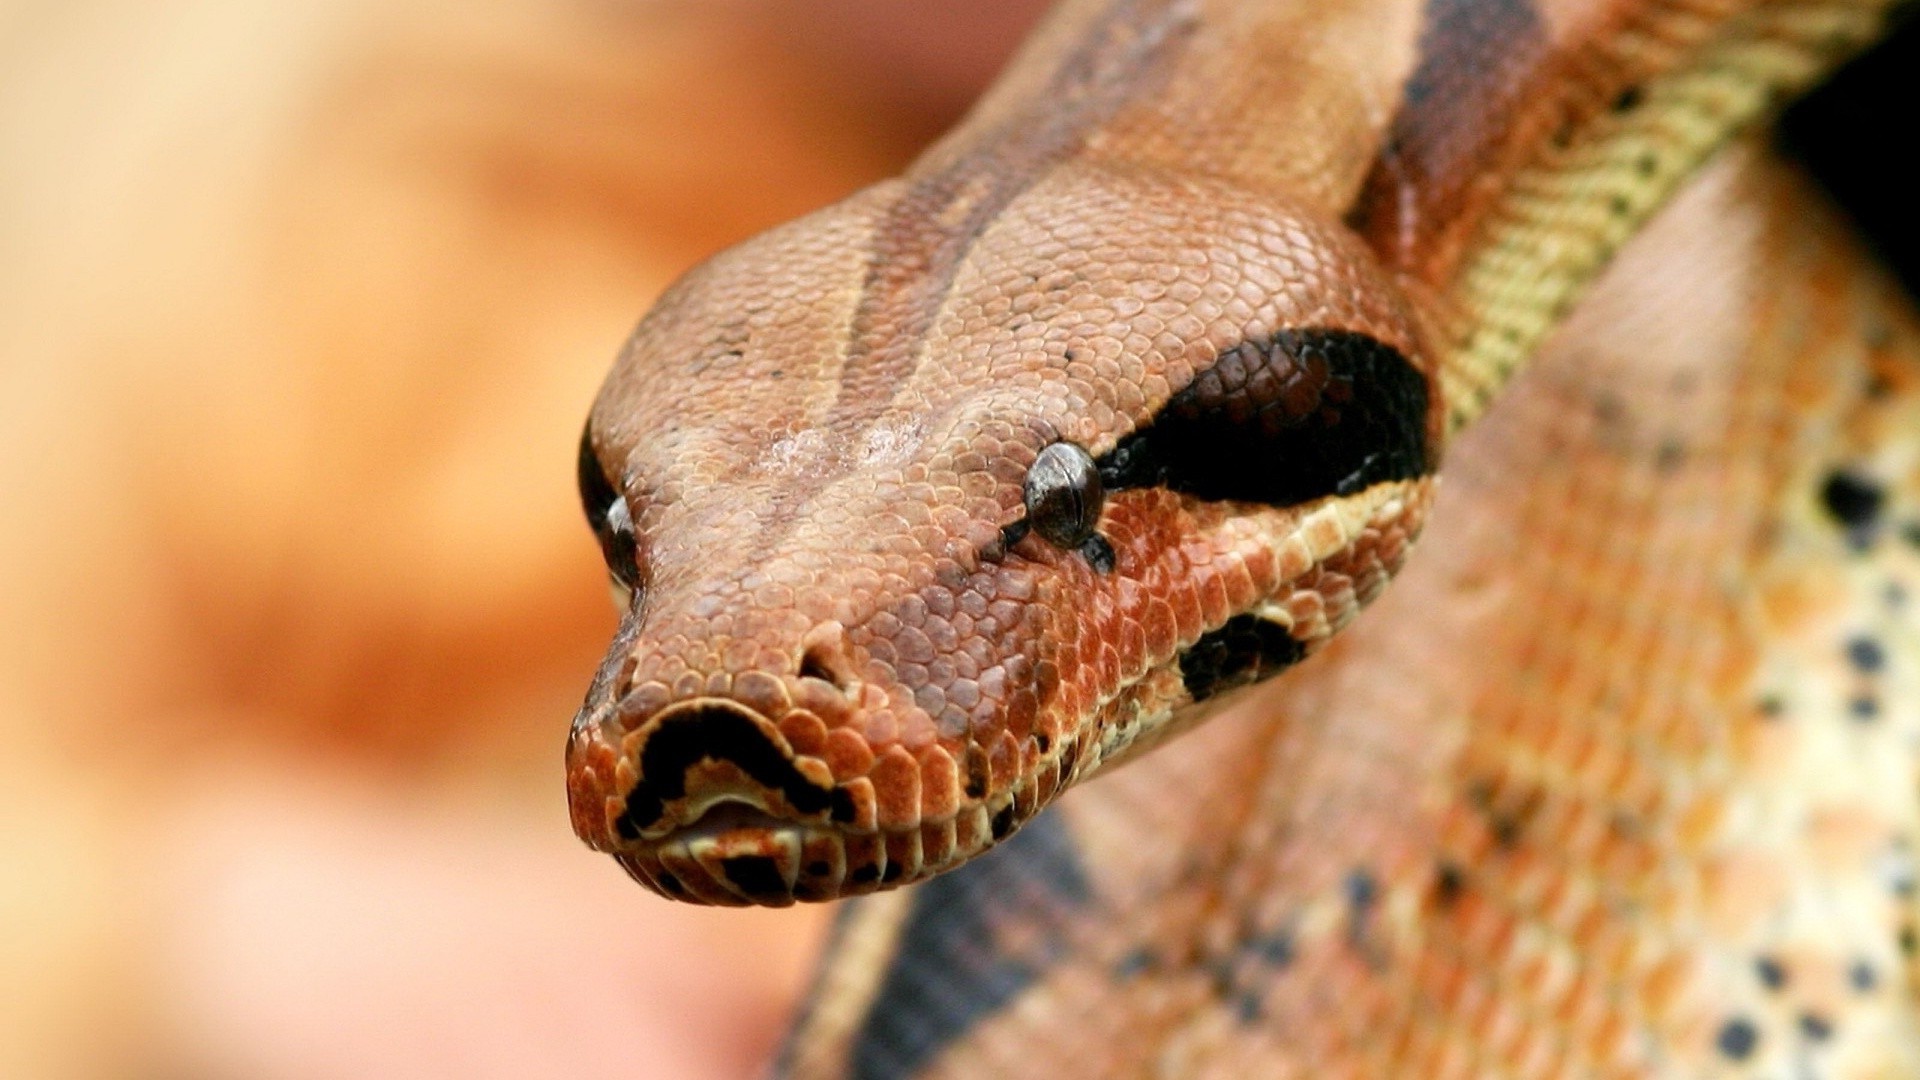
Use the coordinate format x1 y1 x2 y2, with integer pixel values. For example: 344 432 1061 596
567 1 1920 1075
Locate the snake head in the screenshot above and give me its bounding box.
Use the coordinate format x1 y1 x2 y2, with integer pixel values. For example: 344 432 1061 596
566 170 1441 905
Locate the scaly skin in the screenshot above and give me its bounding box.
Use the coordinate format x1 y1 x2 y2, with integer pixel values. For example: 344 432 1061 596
569 1 1916 1072
778 143 1920 1080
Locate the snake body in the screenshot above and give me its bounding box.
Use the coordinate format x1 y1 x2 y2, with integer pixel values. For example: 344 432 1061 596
568 0 1920 1074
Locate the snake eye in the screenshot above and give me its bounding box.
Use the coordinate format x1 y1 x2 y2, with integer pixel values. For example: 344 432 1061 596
1023 441 1110 570
577 426 641 599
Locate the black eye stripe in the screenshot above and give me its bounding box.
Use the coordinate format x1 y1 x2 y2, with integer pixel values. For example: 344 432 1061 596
1179 613 1306 702
1098 329 1432 506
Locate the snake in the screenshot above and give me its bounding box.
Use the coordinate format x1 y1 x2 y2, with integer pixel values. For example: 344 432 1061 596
566 0 1920 1074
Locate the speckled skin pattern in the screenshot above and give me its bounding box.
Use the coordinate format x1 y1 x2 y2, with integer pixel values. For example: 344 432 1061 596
784 146 1920 1080
570 0 1916 1070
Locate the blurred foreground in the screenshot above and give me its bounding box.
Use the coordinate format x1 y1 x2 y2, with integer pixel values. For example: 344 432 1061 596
0 1 1040 1076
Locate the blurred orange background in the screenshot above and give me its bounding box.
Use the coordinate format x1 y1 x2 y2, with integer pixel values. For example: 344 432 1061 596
0 1 1044 1076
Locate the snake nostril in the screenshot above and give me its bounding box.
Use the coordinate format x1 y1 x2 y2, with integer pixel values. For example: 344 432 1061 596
797 621 857 694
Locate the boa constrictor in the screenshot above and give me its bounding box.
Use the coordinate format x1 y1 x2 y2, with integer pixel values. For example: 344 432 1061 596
568 1 1920 1074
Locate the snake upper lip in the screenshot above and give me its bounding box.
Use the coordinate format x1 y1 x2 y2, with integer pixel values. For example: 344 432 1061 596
664 799 803 844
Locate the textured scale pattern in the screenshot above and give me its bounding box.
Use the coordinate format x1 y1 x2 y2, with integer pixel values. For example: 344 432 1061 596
563 0 1920 1073
781 147 1920 1080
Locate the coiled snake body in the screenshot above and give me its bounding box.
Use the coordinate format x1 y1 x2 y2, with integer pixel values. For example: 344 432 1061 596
568 1 1920 1074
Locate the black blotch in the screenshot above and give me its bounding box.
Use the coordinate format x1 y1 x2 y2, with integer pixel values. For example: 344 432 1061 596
1249 925 1295 969
1820 470 1886 530
1781 12 1920 297
1180 615 1306 702
1717 1017 1760 1061
1113 947 1156 979
1098 330 1431 507
617 706 832 836
1847 636 1888 673
656 872 684 896
1851 959 1879 991
1636 152 1659 176
963 745 990 800
849 863 881 885
1345 868 1380 954
722 855 787 899
1852 695 1881 722
1433 862 1465 908
805 861 830 878
990 803 1017 841
1612 84 1644 112
1800 1013 1834 1041
1755 955 1787 991
1080 534 1116 574
1656 438 1687 471
1232 990 1264 1025
1490 814 1524 849
1034 732 1051 754
1757 695 1786 719
830 788 858 824
846 811 1090 1080
880 861 906 884
1608 194 1631 217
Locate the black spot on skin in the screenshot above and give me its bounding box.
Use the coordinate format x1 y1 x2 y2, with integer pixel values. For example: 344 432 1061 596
1180 615 1306 702
805 861 830 878
1755 955 1787 991
846 811 1090 1080
656 872 684 896
1433 862 1466 907
963 745 990 800
1612 84 1644 112
1717 1017 1760 1061
1232 990 1264 1025
880 860 906 884
1821 470 1885 530
1079 534 1117 574
1099 330 1431 507
1655 438 1686 471
990 803 1017 841
1345 869 1380 953
1490 815 1524 849
1250 925 1295 969
722 855 787 899
1636 153 1659 176
617 706 831 837
1758 695 1786 719
1113 947 1156 979
1852 695 1881 721
1851 960 1879 991
1608 194 1630 216
830 788 859 824
1848 636 1888 673
1800 1013 1834 1041
849 863 881 885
